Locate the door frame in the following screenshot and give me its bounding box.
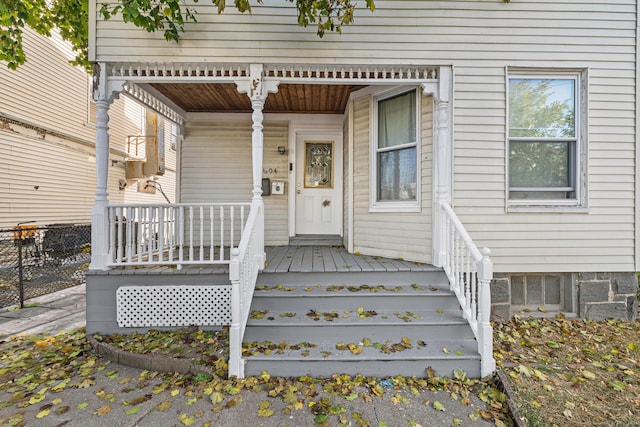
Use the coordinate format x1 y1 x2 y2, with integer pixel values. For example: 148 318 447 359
288 125 344 238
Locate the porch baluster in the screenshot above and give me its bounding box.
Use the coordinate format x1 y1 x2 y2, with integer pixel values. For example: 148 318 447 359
219 206 224 262
126 206 134 263
178 205 184 268
137 207 144 263
199 205 204 262
230 206 235 250
188 206 194 261
158 207 165 262
168 206 175 262
209 206 215 262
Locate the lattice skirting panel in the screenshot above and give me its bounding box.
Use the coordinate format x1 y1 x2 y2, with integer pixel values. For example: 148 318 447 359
116 285 232 328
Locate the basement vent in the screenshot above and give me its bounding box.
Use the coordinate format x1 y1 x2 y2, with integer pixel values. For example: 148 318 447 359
116 285 232 328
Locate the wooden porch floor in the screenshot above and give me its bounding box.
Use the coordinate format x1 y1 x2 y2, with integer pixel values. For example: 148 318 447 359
264 246 435 273
102 246 435 275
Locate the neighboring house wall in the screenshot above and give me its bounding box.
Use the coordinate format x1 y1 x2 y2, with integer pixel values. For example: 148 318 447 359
90 0 637 275
0 28 177 228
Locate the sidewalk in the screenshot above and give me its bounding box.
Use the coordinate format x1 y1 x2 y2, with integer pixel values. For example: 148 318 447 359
0 283 86 337
0 285 500 427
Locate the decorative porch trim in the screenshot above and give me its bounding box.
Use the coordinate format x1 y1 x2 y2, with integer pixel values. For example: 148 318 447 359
106 62 438 85
235 64 280 201
123 83 184 126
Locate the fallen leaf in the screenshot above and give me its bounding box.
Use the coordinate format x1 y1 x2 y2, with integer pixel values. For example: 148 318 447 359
126 406 140 415
433 401 445 411
95 404 111 416
179 413 195 426
53 404 69 415
36 409 50 419
28 394 46 405
157 401 172 412
257 400 274 417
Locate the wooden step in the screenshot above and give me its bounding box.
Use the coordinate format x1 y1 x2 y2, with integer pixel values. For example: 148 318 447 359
243 339 481 378
250 283 460 312
244 309 474 343
243 275 481 378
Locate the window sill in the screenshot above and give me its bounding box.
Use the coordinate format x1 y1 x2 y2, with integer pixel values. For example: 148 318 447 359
370 203 421 213
507 204 589 213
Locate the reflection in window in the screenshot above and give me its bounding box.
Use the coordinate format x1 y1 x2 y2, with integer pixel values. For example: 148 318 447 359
170 123 178 151
376 90 418 202
508 77 578 200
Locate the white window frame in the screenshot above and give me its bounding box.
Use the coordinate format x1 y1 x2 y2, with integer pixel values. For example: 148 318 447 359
170 123 178 151
370 86 421 213
506 68 588 212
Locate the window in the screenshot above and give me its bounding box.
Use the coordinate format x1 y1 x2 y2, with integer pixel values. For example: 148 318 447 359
508 71 586 207
371 87 420 211
170 123 178 151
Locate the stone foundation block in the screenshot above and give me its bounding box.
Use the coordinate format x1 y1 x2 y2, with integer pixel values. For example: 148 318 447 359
579 281 610 303
491 278 510 304
581 302 629 321
612 273 639 295
491 303 511 321
577 272 596 281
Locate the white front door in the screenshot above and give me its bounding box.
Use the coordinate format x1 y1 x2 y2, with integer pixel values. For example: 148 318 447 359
295 133 343 235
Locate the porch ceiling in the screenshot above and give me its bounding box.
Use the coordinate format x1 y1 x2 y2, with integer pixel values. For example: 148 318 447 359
149 83 366 114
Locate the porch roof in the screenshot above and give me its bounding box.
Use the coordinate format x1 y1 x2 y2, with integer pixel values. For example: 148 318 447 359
107 62 439 118
149 83 366 114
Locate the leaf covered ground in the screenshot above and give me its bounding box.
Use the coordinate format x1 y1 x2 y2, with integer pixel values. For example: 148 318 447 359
0 328 510 426
494 314 640 426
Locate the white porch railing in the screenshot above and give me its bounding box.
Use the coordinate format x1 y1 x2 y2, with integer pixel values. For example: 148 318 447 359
228 200 265 378
107 203 250 268
440 201 496 377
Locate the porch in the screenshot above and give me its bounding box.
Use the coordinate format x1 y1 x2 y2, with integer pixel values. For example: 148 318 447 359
87 62 495 378
86 197 495 379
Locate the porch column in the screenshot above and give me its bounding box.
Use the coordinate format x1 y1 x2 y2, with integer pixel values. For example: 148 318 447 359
422 66 453 267
235 64 280 200
89 63 125 270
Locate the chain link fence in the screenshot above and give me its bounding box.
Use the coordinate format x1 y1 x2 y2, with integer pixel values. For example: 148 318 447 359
0 223 91 308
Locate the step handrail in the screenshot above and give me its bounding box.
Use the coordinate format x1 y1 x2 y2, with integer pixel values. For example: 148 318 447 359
440 201 495 377
228 199 264 378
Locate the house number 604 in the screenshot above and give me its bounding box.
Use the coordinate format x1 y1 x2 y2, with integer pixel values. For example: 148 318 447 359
263 168 277 174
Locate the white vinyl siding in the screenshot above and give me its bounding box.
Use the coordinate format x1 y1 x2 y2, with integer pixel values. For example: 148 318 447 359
352 93 433 262
180 120 289 245
91 0 637 273
91 1 636 65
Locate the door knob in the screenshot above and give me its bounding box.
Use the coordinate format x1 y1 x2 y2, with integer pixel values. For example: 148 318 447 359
297 190 301 194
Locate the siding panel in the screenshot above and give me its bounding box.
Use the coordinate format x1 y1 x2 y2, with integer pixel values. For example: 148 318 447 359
352 92 433 263
180 120 289 245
